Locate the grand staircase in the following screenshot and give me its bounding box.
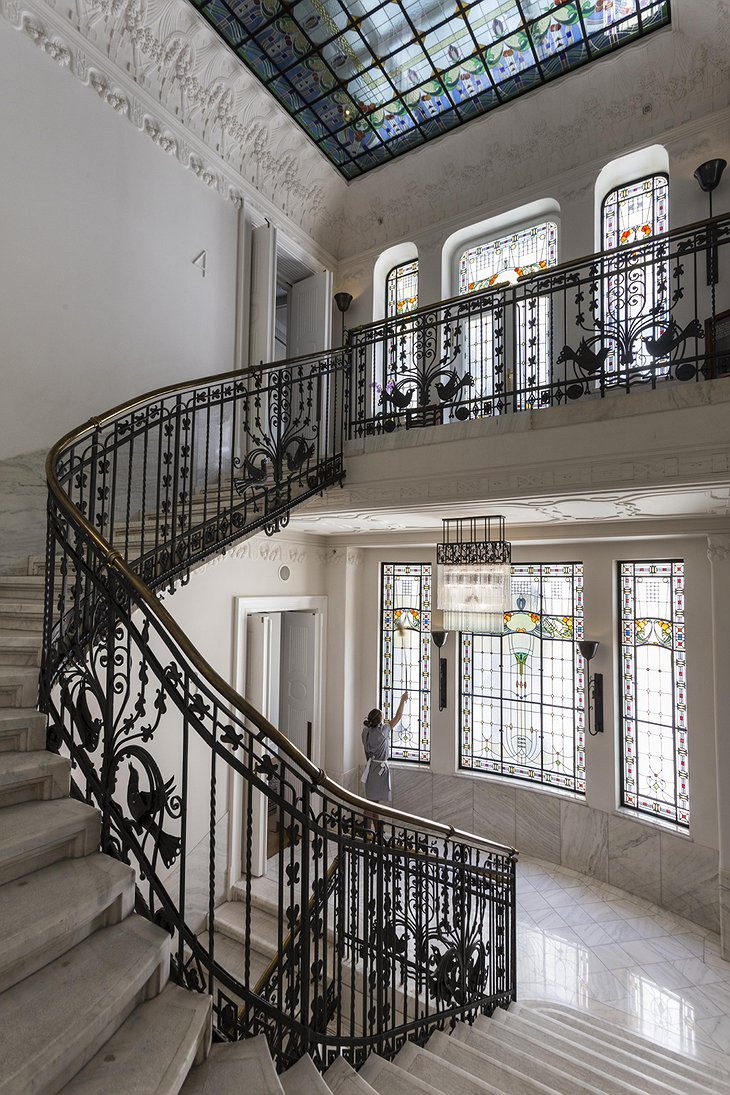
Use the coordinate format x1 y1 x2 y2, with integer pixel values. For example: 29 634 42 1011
1 571 729 1093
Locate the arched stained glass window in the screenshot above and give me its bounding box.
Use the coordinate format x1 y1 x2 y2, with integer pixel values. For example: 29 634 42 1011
460 562 585 793
601 174 669 382
458 223 558 412
385 260 419 319
380 562 431 764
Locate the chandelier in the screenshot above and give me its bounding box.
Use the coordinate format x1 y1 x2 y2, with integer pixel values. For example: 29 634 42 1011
436 516 511 633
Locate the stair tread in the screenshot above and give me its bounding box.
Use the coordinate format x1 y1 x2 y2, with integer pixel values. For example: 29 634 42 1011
324 1056 379 1094
0 749 69 803
0 630 44 647
0 852 135 993
0 797 101 883
0 914 170 1094
182 1034 284 1094
0 706 46 724
484 1010 721 1093
215 900 280 950
281 1054 330 1094
0 749 69 779
360 1052 454 1095
62 982 212 1094
399 1035 557 1095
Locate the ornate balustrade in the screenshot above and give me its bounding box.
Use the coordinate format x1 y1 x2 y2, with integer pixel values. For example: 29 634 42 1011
41 352 517 1072
348 213 730 436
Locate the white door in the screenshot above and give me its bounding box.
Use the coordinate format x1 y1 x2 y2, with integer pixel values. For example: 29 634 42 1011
245 613 274 877
279 611 317 760
249 224 277 367
288 271 333 358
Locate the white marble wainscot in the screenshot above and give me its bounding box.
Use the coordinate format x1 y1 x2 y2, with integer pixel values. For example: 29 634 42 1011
0 449 47 574
389 764 433 823
515 788 561 864
432 772 475 833
473 779 517 850
660 830 720 935
721 868 730 961
329 767 360 794
608 813 662 906
561 799 609 881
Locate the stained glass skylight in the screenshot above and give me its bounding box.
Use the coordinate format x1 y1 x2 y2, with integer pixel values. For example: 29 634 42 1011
189 0 670 178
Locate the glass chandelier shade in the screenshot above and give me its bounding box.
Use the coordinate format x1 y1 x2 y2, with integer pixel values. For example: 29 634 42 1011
436 516 511 633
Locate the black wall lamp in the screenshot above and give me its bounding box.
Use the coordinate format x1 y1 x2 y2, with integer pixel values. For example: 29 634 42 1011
432 629 448 711
578 640 604 736
334 292 353 347
694 158 726 287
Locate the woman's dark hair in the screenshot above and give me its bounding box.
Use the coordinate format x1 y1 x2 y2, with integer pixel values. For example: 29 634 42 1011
364 708 383 729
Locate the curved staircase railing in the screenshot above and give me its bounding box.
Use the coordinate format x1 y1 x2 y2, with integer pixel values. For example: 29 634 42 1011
40 351 518 1072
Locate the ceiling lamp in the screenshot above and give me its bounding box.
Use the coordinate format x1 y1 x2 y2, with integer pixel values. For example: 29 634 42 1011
436 516 511 633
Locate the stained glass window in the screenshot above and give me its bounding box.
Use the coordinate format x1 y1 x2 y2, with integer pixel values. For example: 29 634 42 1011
459 223 559 410
386 260 419 319
460 562 585 792
380 563 431 763
191 0 671 178
619 561 688 826
602 174 669 381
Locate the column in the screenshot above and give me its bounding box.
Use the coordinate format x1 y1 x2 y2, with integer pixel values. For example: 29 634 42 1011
708 534 730 959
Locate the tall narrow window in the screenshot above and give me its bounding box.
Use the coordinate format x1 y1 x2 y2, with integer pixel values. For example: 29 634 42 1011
380 562 431 764
385 260 419 319
459 223 558 411
460 562 585 792
601 174 669 381
619 561 688 825
382 261 419 413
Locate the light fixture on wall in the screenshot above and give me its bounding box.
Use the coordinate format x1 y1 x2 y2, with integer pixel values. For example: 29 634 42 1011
436 516 511 633
431 611 449 711
578 640 604 736
694 159 726 286
334 291 353 347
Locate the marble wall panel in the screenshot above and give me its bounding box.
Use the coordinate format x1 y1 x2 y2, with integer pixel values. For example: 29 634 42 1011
390 765 433 822
432 773 474 833
515 788 561 864
608 814 661 906
660 832 720 934
473 779 517 850
561 801 609 881
720 868 730 961
0 450 46 573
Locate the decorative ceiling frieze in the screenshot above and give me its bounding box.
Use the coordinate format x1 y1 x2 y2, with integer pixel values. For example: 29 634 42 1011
0 0 346 251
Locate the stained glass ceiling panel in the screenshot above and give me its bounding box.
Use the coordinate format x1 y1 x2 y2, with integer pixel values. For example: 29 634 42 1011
190 0 671 178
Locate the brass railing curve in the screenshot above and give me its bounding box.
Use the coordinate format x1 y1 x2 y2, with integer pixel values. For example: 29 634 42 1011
41 350 518 1073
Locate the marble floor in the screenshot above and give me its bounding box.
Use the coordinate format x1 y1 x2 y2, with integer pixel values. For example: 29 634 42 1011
518 856 730 1062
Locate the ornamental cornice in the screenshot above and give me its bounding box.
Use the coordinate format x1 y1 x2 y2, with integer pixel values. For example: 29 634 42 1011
0 0 345 254
707 535 730 566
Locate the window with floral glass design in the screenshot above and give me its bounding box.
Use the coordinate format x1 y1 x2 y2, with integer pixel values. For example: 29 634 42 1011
380 562 431 764
385 260 419 319
619 560 688 826
458 223 558 411
601 174 669 382
460 562 585 792
380 261 419 412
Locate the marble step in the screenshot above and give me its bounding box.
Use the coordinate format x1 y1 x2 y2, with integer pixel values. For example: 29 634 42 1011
182 1034 284 1094
396 1035 557 1095
214 899 280 957
454 1021 655 1095
281 1053 331 1094
360 1052 459 1095
0 666 39 708
0 797 101 885
0 852 135 993
62 982 212 1095
482 1011 717 1095
0 707 47 752
324 1056 379 1094
0 629 42 666
0 600 45 632
0 913 170 1095
199 927 271 995
0 576 45 601
0 749 70 808
517 1002 730 1087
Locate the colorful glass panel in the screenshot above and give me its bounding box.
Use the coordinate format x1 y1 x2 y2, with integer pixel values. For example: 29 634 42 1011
191 0 671 177
459 223 558 294
386 261 419 319
460 562 585 792
619 560 688 826
380 563 432 763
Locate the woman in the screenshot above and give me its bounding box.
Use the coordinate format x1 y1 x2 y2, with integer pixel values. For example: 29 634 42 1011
361 692 409 822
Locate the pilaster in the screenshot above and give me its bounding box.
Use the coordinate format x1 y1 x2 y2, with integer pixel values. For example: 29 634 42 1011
707 533 730 959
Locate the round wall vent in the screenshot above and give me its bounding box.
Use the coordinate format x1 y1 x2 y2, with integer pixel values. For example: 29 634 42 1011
278 564 291 582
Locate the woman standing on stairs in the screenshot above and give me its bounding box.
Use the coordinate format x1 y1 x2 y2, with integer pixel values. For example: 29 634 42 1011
361 692 408 828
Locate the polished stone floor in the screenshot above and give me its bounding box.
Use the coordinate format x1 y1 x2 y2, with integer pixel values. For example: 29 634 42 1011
518 856 730 1060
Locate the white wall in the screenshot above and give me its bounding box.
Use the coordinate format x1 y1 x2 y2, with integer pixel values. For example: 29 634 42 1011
0 17 238 462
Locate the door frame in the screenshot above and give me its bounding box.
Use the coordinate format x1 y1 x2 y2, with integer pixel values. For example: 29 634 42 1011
226 595 327 896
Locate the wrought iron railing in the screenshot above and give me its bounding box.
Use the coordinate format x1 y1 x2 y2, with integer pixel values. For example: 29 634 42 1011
41 351 517 1073
348 213 730 436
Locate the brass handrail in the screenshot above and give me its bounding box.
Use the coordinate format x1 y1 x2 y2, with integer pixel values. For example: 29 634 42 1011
46 381 517 860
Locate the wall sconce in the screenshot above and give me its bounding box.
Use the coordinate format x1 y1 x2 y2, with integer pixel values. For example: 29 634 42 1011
694 159 726 286
432 630 448 711
578 640 603 736
334 291 353 347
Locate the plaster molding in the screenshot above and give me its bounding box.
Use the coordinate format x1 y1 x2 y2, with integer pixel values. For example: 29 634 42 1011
707 535 730 566
0 0 345 255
